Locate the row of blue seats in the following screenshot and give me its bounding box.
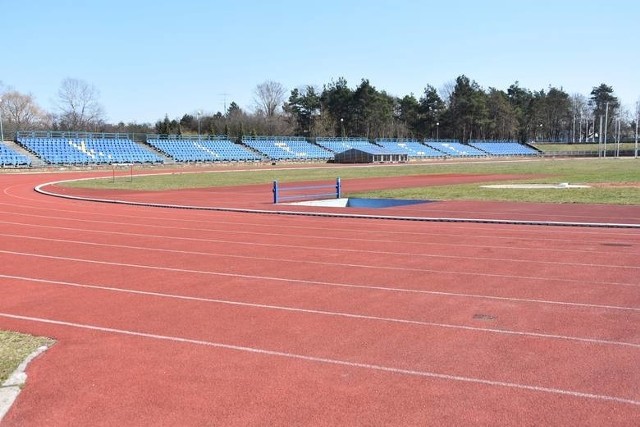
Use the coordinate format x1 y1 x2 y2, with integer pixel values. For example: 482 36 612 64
468 141 539 155
0 144 31 166
375 141 446 158
18 137 163 164
242 139 333 160
315 139 379 153
147 139 262 162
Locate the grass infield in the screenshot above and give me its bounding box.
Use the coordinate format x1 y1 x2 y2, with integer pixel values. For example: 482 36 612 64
0 331 54 385
64 158 640 205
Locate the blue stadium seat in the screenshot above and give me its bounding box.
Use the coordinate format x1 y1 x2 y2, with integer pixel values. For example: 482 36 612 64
423 140 486 157
0 144 31 167
17 134 163 165
375 139 445 158
242 136 333 161
468 140 539 156
147 136 262 162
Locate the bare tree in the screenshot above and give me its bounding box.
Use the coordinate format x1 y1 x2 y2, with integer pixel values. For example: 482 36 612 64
254 80 286 117
56 78 105 131
0 89 50 133
439 80 456 107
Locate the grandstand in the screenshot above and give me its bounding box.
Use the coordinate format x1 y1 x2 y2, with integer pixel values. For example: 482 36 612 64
16 131 163 165
423 139 486 157
147 135 261 162
241 136 333 161
468 140 539 156
315 137 380 153
0 142 31 167
375 138 445 159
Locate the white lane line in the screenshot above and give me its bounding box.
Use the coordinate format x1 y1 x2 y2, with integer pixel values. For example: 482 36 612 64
1 312 638 407
1 232 637 272
1 250 639 312
0 242 640 287
2 273 638 349
2 219 636 261
1 209 636 251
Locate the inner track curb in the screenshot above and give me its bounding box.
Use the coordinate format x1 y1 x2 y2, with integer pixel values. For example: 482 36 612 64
34 180 640 229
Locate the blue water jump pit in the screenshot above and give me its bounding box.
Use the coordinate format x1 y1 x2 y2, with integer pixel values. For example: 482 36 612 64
286 198 429 208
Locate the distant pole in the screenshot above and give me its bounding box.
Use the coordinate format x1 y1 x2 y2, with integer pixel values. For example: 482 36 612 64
635 110 638 158
197 110 202 140
615 117 621 158
0 98 4 143
436 122 440 140
598 115 603 157
572 114 576 143
603 102 609 158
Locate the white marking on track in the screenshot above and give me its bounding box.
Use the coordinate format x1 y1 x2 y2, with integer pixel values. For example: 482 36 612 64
0 205 636 247
1 218 636 260
0 249 638 312
1 273 638 348
1 231 636 272
1 311 638 407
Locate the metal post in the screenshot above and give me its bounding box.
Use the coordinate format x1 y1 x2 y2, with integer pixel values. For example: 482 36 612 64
272 180 279 204
598 115 603 158
197 110 202 141
635 111 639 159
336 177 341 199
0 98 4 143
603 102 609 158
615 118 621 158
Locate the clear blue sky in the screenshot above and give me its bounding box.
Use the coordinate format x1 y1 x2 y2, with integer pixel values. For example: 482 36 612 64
2 0 639 124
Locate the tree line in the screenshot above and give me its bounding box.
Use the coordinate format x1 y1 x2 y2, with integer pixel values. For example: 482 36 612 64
2 76 638 143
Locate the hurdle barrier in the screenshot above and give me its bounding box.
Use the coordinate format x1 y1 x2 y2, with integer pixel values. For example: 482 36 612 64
273 177 341 204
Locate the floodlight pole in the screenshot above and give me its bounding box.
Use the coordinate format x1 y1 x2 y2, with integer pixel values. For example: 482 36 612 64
603 102 609 158
635 111 638 159
0 98 4 143
598 115 603 157
197 110 202 141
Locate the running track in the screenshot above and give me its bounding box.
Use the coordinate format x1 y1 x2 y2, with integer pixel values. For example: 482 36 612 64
0 169 639 425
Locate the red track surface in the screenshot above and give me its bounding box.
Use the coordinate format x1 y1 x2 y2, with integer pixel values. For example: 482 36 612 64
1 168 639 425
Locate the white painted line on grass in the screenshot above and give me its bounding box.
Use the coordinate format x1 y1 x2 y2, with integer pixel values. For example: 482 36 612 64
1 312 638 407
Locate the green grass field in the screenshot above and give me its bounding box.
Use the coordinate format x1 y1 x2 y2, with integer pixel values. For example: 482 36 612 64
0 331 54 384
534 142 639 153
64 158 640 205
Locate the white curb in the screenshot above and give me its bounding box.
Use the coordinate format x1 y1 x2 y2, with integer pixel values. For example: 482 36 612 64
0 345 50 422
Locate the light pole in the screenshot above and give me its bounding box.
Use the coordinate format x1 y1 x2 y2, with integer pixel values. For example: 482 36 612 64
603 102 609 158
0 98 4 143
197 110 202 140
340 118 344 137
635 107 639 158
436 122 439 140
538 123 543 142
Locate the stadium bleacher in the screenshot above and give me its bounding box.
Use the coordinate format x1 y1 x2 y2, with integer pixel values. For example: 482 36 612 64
147 135 262 162
241 136 333 161
468 140 539 156
423 139 486 157
16 132 163 165
375 138 445 158
315 137 380 153
0 143 31 167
